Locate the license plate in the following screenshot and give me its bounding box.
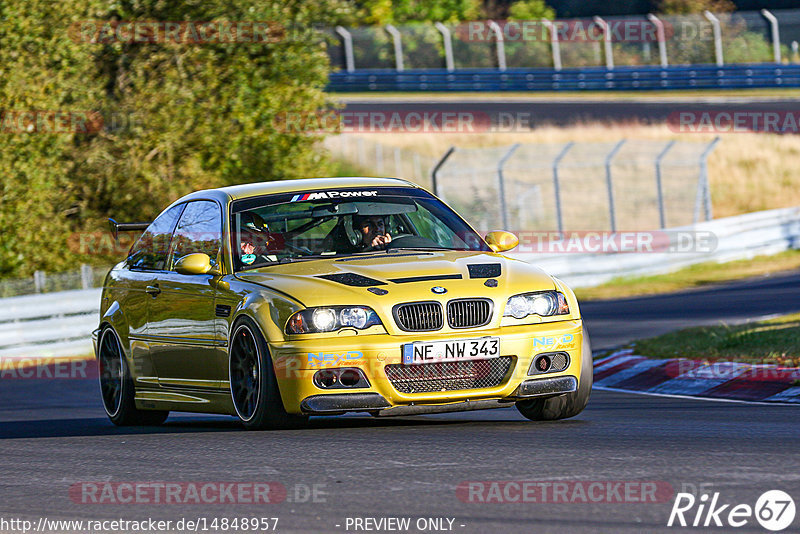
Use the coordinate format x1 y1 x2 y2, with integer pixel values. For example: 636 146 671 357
402 337 500 365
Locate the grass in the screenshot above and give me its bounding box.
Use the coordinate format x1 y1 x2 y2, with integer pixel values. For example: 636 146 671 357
348 122 800 219
574 249 800 301
333 88 800 101
630 312 800 366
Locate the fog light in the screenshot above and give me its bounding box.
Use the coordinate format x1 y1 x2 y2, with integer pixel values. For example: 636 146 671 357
339 369 361 387
535 355 551 373
314 369 338 388
313 368 369 389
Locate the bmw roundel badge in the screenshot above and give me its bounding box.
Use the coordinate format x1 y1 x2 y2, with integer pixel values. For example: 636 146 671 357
431 286 447 294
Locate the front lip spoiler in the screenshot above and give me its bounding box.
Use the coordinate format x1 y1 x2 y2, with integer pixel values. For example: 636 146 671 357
299 376 577 417
515 376 578 398
300 393 391 414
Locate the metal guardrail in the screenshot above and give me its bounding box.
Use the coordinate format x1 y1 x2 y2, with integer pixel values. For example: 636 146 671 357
514 205 800 288
326 9 800 75
1 206 798 359
328 64 800 92
0 288 101 359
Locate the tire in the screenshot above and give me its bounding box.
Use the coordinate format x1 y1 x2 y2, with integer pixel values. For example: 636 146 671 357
98 327 169 426
229 317 308 430
516 327 593 421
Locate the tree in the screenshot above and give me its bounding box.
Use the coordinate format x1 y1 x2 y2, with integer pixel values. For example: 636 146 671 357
657 0 735 15
508 0 556 20
0 0 345 278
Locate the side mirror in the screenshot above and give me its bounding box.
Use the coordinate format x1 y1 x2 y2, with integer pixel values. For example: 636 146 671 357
485 231 519 253
174 253 213 275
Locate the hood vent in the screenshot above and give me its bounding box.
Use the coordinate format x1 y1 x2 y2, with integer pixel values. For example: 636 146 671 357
317 273 387 287
468 263 501 279
388 274 462 284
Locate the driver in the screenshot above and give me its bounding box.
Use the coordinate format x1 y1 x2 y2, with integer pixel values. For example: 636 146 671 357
238 212 282 265
353 214 392 251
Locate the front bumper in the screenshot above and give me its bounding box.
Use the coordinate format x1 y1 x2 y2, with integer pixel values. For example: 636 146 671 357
299 376 578 416
270 319 585 415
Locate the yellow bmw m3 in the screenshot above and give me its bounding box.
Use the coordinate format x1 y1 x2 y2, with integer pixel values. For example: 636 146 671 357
94 177 591 429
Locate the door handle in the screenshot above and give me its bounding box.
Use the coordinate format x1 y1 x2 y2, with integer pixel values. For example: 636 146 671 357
145 284 161 296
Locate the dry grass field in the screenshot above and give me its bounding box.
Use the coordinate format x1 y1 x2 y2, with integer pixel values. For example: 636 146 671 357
350 124 800 219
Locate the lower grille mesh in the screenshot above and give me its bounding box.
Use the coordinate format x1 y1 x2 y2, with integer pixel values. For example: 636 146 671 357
384 357 513 394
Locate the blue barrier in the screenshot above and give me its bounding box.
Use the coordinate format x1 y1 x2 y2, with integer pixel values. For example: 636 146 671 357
327 64 800 92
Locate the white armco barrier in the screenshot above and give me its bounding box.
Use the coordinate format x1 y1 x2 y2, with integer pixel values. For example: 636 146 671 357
510 206 800 288
0 206 798 360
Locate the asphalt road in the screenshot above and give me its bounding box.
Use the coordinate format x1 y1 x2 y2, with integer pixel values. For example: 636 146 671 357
342 98 800 128
2 271 799 533
581 269 800 350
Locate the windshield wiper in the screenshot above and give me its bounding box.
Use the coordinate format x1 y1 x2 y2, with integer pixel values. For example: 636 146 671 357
385 246 446 252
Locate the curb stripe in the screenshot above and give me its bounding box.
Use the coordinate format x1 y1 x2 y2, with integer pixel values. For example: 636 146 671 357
593 354 800 404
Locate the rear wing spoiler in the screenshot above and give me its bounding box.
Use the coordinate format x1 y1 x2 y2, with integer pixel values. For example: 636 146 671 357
108 218 150 242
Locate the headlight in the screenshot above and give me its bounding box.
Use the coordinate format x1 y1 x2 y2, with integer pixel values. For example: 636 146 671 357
503 291 569 319
286 306 382 334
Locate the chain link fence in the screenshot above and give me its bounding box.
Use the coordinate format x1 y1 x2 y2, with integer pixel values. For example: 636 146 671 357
326 135 720 233
323 135 438 187
0 264 110 298
328 9 800 72
432 139 720 233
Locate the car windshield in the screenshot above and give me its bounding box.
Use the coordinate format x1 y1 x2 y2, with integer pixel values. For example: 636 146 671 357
230 186 490 271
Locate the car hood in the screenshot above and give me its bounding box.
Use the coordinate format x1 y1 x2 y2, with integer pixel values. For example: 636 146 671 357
235 251 555 307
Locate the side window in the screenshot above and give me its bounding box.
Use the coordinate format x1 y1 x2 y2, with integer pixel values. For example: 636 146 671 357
168 200 223 270
127 204 185 271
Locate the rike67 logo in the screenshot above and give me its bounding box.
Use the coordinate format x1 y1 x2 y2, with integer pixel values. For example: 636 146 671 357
668 490 796 531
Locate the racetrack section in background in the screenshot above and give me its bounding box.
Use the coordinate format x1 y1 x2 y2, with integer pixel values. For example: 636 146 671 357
594 350 800 404
342 99 800 127
580 269 800 350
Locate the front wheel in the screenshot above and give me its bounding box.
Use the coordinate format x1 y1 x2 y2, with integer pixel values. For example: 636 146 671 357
516 328 592 421
98 327 169 426
229 318 307 430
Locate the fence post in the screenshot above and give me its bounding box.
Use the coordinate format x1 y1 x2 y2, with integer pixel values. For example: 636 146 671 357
552 142 574 236
80 264 93 290
647 14 669 68
434 23 455 72
335 26 355 72
356 137 366 167
394 147 402 177
487 21 507 71
698 137 721 222
497 144 520 230
385 24 405 71
604 140 626 232
413 153 423 184
34 271 46 293
375 143 384 175
761 10 781 64
704 11 724 67
431 146 456 197
542 20 562 71
593 17 614 69
655 140 676 229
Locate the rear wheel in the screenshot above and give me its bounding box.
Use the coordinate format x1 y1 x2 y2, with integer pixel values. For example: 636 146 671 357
98 327 169 426
516 328 592 421
229 318 307 430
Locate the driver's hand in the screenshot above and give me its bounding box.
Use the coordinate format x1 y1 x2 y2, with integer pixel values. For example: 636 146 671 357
371 233 392 248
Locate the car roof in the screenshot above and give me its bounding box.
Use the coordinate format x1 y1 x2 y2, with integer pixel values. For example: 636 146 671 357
177 177 421 204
